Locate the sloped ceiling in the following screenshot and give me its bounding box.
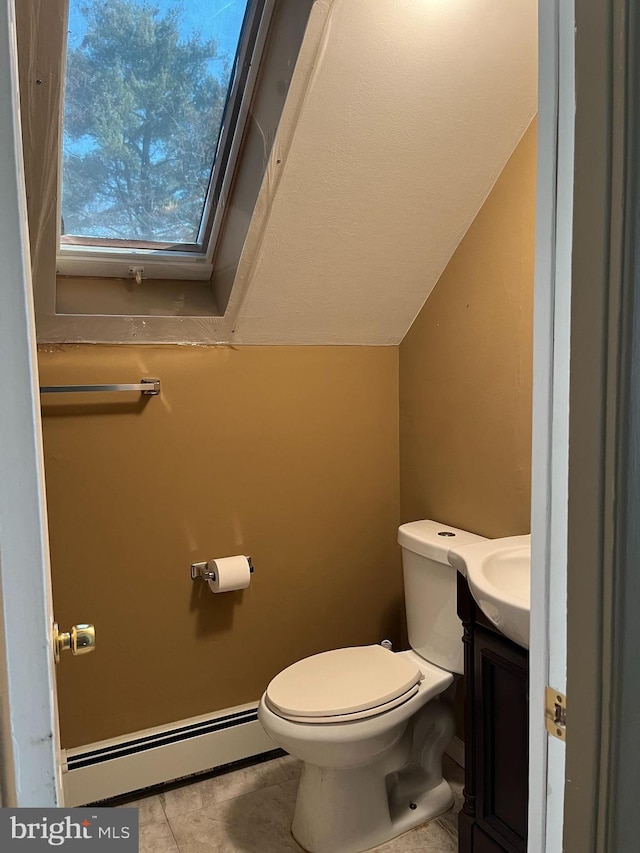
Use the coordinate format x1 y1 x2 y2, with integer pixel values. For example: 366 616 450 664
228 0 537 345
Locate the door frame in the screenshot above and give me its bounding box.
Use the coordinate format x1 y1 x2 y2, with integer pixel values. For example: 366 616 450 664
533 0 632 850
0 0 61 807
564 0 631 850
528 0 574 846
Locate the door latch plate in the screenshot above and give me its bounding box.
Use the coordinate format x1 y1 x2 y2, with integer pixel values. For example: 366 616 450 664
545 686 567 741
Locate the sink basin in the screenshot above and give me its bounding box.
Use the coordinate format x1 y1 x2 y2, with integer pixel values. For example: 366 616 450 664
448 534 530 649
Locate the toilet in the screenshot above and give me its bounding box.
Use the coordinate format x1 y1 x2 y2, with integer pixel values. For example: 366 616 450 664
258 520 486 853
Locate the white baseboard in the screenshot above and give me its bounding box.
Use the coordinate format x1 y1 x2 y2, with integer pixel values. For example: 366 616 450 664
63 707 465 806
445 736 465 769
62 703 275 807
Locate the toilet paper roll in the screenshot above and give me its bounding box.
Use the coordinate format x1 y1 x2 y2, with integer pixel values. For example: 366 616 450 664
207 555 252 593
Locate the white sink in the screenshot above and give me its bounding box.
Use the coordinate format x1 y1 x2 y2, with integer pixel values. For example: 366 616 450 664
448 534 531 649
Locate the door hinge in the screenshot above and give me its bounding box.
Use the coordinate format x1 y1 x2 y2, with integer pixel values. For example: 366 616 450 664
545 687 567 741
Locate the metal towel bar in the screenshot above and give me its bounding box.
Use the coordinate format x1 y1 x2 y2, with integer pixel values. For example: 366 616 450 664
40 377 160 396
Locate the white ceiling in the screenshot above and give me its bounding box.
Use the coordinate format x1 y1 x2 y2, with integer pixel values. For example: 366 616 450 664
227 0 538 345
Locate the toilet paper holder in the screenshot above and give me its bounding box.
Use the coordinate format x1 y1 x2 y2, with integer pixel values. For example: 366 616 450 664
190 557 254 582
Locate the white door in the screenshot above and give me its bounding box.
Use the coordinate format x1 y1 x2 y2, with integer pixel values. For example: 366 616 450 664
0 0 61 806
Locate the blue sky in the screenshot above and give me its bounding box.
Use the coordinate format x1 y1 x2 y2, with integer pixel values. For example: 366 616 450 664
63 0 249 239
67 0 248 67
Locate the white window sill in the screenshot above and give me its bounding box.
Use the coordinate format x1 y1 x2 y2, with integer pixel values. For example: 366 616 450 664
56 275 221 318
56 251 213 282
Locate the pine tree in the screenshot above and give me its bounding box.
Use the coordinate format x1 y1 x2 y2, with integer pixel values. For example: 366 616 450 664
62 0 228 243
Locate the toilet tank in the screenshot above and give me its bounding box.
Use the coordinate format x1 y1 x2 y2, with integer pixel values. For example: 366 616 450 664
398 520 486 674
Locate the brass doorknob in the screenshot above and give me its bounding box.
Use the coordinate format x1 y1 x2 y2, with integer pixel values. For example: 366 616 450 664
53 623 96 663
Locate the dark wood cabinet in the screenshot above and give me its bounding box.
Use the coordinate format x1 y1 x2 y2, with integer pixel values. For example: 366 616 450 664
457 575 529 853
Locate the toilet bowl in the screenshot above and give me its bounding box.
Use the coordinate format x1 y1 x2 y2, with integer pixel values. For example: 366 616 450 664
258 520 486 853
259 648 455 853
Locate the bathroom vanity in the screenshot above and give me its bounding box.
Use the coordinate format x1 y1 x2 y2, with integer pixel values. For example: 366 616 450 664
456 575 529 853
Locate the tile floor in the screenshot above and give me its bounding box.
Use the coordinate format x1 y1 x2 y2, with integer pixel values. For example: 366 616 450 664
116 753 464 853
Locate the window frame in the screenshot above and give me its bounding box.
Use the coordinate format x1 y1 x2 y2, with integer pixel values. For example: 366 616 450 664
56 0 275 282
16 0 319 343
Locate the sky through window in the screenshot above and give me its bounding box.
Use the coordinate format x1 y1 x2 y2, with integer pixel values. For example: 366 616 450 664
61 0 249 245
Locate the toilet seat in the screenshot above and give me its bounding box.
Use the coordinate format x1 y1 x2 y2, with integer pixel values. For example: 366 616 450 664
265 645 423 724
267 683 421 724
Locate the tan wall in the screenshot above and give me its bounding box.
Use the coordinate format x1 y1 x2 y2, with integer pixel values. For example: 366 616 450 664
399 122 536 538
37 128 536 750
38 345 401 748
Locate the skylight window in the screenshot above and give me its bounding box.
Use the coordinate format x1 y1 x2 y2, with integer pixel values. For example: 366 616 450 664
58 0 269 280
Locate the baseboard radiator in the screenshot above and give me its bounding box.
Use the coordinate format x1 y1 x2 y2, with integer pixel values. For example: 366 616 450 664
63 706 465 807
62 703 275 806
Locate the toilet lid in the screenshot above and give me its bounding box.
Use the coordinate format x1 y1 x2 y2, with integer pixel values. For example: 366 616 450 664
265 645 422 719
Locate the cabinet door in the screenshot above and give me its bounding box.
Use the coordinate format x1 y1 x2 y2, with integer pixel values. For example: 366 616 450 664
474 628 529 852
473 825 509 853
